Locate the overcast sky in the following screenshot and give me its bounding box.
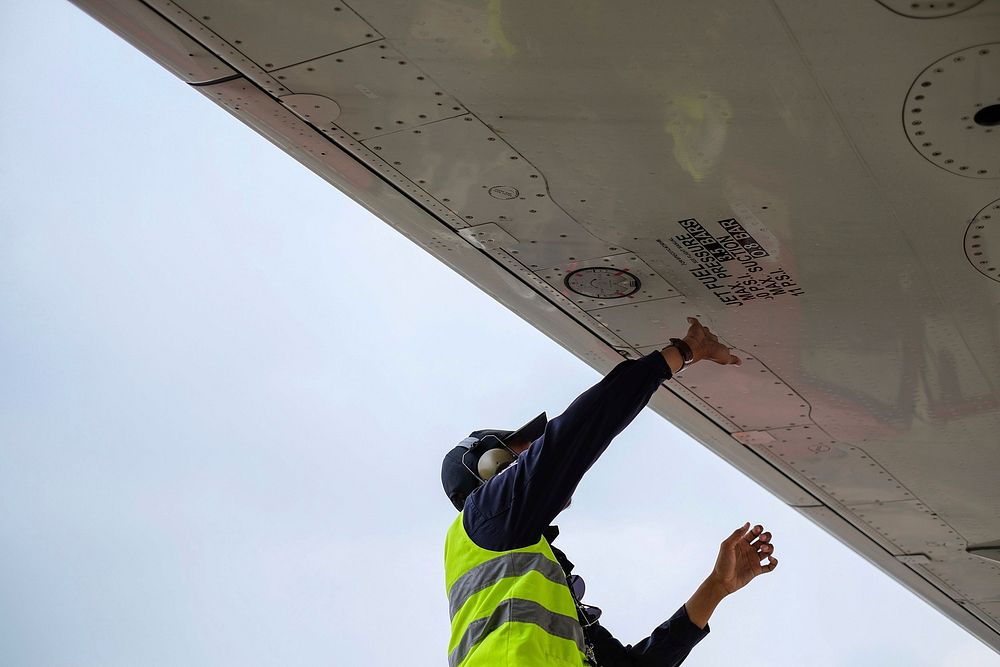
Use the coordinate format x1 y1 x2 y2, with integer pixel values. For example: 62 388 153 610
0 2 997 665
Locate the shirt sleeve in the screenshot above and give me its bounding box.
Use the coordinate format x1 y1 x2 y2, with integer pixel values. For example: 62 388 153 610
465 350 672 550
586 605 709 667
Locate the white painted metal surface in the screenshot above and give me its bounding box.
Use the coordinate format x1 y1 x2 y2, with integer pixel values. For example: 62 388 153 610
277 44 467 140
279 93 342 127
174 0 378 70
70 0 1000 652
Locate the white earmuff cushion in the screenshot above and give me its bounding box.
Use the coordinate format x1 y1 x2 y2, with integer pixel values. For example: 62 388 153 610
477 448 516 480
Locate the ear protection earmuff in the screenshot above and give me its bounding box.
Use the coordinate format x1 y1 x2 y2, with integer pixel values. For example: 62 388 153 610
476 440 516 480
457 434 518 484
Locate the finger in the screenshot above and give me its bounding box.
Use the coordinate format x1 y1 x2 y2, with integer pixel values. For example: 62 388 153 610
751 537 772 555
746 524 763 542
712 347 738 365
751 531 772 546
762 556 778 573
755 542 774 557
725 522 751 545
686 316 701 332
734 523 760 545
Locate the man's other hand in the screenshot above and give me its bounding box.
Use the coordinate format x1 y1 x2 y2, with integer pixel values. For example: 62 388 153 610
684 317 742 366
711 522 778 595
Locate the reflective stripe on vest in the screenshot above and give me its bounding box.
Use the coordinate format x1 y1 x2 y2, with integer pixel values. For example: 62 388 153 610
444 512 587 667
448 598 585 667
448 552 567 619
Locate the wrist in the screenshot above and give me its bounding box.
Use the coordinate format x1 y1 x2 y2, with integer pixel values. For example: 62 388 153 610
681 336 700 362
661 345 685 375
703 573 730 601
670 337 694 365
685 573 728 630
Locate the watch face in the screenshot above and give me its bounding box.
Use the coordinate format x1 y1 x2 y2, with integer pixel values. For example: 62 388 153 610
564 267 641 299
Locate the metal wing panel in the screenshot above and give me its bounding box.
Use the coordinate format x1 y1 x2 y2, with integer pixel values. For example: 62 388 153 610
70 0 1000 651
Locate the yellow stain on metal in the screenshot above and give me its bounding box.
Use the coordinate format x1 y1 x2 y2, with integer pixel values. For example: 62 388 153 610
663 91 732 182
488 0 517 57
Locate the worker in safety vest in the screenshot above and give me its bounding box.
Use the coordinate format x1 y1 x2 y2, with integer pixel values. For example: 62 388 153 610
440 317 778 666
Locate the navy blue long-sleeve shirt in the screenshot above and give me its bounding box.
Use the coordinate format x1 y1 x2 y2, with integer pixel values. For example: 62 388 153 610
462 351 709 666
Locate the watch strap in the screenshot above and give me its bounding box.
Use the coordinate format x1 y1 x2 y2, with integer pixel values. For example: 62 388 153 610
669 337 694 364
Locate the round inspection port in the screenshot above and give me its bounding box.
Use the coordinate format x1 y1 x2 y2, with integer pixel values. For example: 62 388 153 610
963 198 1000 282
903 43 1000 178
874 0 983 18
564 267 641 299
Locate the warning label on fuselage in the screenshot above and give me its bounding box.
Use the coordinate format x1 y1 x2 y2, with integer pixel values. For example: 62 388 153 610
657 218 804 307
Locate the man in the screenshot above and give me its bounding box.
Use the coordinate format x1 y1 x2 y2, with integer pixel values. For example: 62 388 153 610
441 317 778 666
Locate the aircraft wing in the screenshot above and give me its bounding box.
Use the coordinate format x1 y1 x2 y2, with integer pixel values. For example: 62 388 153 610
70 0 1000 652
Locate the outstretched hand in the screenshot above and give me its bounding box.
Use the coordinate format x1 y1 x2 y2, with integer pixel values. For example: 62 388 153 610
712 522 778 595
685 522 779 629
684 317 741 366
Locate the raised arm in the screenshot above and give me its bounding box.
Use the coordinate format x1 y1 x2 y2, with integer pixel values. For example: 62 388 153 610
586 523 778 666
466 317 740 550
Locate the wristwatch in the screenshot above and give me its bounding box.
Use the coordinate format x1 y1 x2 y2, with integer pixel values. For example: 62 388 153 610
668 337 694 371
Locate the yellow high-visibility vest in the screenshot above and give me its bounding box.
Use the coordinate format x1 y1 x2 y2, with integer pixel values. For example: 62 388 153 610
444 512 588 666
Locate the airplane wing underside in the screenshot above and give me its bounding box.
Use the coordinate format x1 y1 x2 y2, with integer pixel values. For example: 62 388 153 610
71 0 1000 651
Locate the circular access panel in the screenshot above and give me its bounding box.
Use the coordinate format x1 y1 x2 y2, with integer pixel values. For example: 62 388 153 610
904 44 1000 178
564 267 641 299
964 198 1000 281
488 185 519 200
875 0 983 18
